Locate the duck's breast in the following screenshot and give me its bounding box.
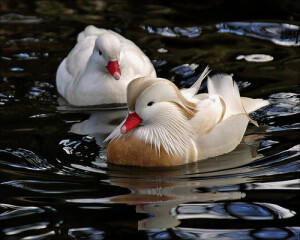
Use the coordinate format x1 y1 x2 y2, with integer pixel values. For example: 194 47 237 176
107 135 195 167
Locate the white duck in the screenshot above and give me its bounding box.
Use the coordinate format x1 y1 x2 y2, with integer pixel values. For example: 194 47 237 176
56 25 156 106
106 67 269 167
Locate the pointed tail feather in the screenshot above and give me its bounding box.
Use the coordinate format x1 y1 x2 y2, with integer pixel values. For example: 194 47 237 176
190 66 211 94
180 66 210 100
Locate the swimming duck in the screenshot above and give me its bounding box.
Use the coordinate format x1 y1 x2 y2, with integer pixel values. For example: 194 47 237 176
56 25 156 106
106 67 269 167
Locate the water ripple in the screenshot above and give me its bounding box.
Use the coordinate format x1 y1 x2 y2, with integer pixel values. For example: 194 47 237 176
176 201 295 221
0 13 43 24
142 26 202 38
267 92 300 117
170 63 199 77
217 22 300 46
1 180 93 194
0 149 53 171
0 204 44 220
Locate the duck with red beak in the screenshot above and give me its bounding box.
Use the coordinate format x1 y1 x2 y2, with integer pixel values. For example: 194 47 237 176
56 25 156 106
106 67 269 167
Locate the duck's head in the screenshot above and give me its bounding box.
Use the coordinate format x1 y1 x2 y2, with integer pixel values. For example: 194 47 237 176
94 33 121 80
120 77 197 134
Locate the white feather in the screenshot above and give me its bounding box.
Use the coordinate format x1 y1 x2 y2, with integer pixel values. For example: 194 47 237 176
180 66 210 101
241 97 269 113
207 74 244 119
135 104 193 156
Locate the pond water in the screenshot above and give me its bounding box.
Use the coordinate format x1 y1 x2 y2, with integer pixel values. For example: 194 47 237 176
0 0 299 239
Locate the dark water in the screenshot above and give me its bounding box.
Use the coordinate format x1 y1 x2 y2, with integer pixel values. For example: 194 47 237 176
1 0 299 239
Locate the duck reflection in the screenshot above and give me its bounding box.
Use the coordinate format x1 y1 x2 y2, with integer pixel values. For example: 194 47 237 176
58 103 127 147
106 142 263 230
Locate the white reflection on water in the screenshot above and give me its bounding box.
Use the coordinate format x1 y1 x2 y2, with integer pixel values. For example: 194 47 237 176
3 222 48 236
236 54 274 62
217 22 300 46
142 26 202 38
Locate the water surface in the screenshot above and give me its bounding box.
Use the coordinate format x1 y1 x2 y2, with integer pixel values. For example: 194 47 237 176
0 0 299 239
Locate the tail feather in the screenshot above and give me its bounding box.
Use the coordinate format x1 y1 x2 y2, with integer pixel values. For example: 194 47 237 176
180 66 210 100
207 74 266 126
241 97 269 113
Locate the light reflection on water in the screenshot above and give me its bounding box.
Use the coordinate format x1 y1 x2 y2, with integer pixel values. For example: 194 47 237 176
216 22 300 46
0 0 299 239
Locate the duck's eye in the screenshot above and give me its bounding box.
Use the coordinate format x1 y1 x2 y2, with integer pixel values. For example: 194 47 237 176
147 101 154 106
99 50 102 55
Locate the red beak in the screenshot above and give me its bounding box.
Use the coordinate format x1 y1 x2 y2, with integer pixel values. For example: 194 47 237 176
106 60 121 80
121 112 142 134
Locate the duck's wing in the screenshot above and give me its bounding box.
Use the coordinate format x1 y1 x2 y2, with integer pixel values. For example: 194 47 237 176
115 33 157 78
56 36 96 98
196 114 249 160
180 66 210 101
121 47 157 78
65 36 96 79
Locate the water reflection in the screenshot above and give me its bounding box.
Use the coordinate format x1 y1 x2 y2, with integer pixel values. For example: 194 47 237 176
66 134 263 230
61 107 127 147
53 100 299 232
217 22 300 46
236 54 274 62
0 13 43 24
172 227 298 240
143 26 202 38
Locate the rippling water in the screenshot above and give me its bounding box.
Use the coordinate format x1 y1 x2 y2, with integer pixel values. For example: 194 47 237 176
0 0 299 239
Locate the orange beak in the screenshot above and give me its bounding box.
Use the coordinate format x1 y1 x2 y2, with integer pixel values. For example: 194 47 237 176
106 60 121 80
120 112 142 134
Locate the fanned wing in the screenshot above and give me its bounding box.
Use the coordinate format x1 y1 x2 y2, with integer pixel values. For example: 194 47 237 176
207 74 264 126
193 74 270 160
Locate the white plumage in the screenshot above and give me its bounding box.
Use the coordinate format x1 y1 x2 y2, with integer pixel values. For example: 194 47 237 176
106 67 269 166
56 25 156 106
